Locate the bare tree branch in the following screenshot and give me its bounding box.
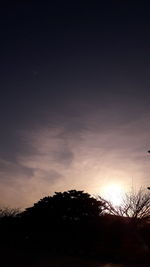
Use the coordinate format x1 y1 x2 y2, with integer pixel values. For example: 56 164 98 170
0 207 20 218
98 188 150 222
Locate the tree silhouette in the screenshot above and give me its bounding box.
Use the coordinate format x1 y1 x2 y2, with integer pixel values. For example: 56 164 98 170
99 188 150 223
22 190 104 224
18 190 106 255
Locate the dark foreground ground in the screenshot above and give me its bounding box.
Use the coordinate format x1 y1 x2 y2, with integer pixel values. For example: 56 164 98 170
1 210 150 266
1 248 150 267
8 257 150 267
1 257 150 267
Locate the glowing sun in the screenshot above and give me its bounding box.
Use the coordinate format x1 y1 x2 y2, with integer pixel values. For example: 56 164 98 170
102 183 125 206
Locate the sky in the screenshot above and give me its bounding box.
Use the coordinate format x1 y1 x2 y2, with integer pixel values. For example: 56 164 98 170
1 1 150 208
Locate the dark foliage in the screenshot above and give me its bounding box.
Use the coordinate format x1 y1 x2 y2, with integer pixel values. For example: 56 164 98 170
0 189 150 266
22 190 104 222
18 190 105 255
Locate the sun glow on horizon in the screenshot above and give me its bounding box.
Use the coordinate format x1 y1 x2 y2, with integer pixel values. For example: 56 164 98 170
101 183 125 206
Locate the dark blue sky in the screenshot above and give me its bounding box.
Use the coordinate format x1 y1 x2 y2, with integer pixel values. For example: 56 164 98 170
1 1 150 208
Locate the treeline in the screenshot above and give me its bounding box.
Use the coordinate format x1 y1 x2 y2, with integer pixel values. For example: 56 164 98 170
0 190 150 264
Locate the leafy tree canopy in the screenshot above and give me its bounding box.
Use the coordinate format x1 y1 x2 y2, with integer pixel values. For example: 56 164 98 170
22 190 104 223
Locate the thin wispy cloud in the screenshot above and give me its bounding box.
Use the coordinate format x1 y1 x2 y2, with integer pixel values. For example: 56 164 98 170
0 108 150 208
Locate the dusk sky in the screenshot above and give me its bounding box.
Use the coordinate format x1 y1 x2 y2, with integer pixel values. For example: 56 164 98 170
1 1 150 208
